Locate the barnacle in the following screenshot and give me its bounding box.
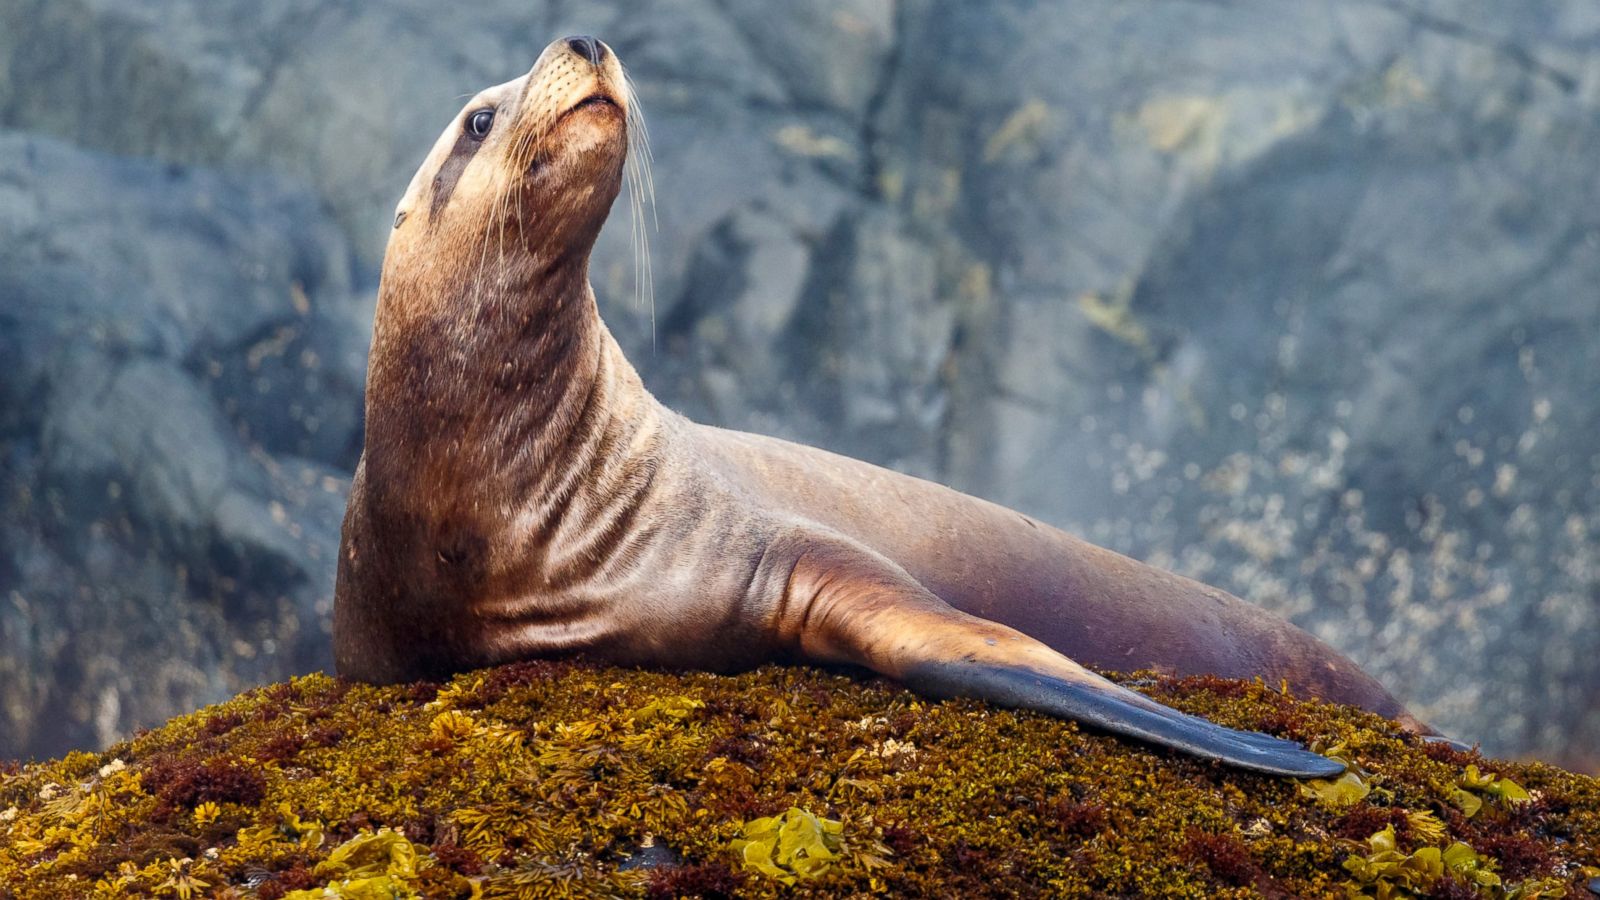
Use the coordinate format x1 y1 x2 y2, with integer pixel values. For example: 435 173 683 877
0 664 1594 898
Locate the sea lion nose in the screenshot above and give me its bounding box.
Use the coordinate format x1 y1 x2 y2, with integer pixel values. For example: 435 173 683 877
566 35 605 66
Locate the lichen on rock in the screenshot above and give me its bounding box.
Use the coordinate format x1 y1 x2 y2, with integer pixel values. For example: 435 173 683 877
1 661 1596 898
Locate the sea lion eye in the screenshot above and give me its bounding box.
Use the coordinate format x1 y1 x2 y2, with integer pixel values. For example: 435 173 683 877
466 109 495 138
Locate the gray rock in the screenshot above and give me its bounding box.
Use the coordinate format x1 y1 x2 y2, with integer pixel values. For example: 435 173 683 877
0 131 360 757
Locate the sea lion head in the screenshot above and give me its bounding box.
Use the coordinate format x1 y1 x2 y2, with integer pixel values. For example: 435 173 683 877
382 36 631 297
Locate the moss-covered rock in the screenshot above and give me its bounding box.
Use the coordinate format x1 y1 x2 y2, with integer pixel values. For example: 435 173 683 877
1 662 1596 898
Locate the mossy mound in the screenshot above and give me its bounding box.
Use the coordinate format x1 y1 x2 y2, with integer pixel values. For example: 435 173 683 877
2 661 1597 899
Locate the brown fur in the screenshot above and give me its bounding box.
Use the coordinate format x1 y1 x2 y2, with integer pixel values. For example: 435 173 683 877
336 37 1429 775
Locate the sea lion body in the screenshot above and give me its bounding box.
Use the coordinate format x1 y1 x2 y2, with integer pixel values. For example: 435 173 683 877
695 426 1407 717
336 36 1421 777
340 326 1402 708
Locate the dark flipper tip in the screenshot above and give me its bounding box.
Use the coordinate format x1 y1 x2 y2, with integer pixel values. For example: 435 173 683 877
906 662 1347 779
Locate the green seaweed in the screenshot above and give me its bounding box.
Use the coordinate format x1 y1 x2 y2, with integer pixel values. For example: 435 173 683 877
730 808 844 884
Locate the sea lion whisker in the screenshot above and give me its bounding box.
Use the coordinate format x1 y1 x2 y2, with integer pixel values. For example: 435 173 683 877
495 171 510 280
622 68 656 349
469 172 505 311
623 70 657 226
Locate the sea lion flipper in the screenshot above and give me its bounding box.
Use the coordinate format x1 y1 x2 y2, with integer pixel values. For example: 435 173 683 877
901 661 1345 777
780 539 1345 778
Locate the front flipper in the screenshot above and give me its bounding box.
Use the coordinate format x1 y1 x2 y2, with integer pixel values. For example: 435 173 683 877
770 535 1345 778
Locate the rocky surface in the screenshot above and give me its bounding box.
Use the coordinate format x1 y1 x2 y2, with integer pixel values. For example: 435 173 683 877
1 2 1598 766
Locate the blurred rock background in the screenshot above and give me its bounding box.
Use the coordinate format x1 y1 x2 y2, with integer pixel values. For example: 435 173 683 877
1 1 1596 769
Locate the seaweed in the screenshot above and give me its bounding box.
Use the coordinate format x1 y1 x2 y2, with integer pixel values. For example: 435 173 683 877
0 663 1595 898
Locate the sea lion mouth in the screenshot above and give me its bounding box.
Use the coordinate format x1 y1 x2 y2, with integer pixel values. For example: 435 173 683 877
559 94 621 123
575 94 619 112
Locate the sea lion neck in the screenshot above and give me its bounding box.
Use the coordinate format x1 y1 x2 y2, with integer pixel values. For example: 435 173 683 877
361 262 647 517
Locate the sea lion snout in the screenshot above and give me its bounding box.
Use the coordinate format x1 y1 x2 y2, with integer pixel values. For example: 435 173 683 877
523 35 627 119
565 35 607 67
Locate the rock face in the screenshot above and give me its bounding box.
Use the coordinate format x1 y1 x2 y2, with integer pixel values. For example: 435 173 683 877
0 131 367 757
2 1 1598 766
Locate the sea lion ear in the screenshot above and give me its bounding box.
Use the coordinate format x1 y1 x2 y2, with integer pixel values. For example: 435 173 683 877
776 537 1347 779
393 208 409 229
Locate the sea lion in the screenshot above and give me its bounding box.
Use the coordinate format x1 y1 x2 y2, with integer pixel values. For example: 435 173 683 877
335 35 1424 778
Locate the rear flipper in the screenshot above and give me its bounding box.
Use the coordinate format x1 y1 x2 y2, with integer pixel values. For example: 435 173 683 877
773 534 1346 779
903 660 1345 777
